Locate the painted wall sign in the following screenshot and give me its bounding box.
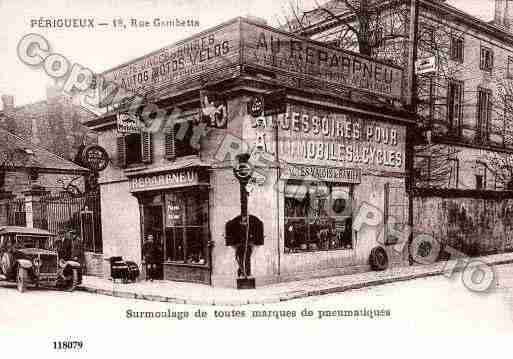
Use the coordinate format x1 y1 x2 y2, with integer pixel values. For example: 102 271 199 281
243 103 406 173
129 170 199 192
102 20 240 96
100 18 404 103
241 21 403 101
281 164 362 184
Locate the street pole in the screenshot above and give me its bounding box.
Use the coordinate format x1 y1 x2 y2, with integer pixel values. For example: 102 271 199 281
406 0 419 253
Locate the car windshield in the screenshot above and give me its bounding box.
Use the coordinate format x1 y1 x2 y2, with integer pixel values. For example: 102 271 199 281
16 235 51 250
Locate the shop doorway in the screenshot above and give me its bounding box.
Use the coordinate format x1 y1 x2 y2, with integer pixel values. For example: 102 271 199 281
142 199 164 280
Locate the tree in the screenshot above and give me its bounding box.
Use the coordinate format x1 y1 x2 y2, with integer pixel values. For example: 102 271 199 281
278 0 409 57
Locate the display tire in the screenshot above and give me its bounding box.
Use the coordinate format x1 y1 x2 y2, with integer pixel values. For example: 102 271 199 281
369 246 389 271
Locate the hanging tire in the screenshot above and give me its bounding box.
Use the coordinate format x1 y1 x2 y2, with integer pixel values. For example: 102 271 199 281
369 246 389 271
17 267 28 293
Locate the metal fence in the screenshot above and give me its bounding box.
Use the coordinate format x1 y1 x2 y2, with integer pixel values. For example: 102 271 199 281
4 198 27 227
38 191 102 253
1 191 102 253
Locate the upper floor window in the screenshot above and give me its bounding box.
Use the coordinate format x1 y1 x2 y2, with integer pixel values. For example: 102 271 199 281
477 88 492 143
117 131 152 168
475 161 487 190
508 57 513 78
480 46 494 72
419 26 436 52
447 79 463 134
164 116 200 160
450 36 464 63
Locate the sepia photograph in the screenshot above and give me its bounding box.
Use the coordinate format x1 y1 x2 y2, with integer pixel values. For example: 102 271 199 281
0 0 512 356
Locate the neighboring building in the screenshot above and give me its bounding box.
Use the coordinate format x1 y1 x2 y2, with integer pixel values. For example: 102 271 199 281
295 0 513 255
85 17 414 287
0 128 89 225
0 85 98 162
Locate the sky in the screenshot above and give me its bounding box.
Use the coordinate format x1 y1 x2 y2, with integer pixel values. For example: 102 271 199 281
0 0 495 108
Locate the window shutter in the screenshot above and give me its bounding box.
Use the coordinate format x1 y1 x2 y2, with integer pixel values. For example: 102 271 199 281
165 126 175 159
141 131 152 164
116 136 126 168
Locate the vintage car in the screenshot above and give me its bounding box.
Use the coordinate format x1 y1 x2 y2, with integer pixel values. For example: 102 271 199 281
0 226 82 292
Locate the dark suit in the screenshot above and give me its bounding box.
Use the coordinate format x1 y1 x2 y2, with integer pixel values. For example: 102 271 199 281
225 215 264 277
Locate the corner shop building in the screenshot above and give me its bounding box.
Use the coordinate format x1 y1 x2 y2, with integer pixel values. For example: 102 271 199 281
85 17 414 288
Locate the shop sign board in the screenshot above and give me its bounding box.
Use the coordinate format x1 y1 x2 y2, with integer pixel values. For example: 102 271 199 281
415 56 437 75
80 145 109 172
129 170 199 192
281 164 362 184
117 112 142 134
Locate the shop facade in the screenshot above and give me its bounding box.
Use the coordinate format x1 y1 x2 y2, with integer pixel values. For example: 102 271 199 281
85 17 414 287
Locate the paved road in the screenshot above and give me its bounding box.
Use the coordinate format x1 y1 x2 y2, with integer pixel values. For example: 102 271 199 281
1 263 512 354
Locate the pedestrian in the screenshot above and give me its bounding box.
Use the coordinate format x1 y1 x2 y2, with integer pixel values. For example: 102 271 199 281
60 229 72 261
142 234 156 281
70 229 83 264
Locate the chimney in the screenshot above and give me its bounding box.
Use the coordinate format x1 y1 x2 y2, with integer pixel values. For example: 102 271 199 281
1 95 14 111
495 0 513 30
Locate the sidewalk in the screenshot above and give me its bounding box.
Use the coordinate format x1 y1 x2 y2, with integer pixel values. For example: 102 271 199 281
78 252 513 306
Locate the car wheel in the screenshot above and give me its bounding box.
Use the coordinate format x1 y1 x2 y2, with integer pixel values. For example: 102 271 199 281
17 267 28 293
1 252 13 277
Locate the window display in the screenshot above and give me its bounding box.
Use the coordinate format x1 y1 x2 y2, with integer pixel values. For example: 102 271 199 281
284 181 353 253
164 189 209 265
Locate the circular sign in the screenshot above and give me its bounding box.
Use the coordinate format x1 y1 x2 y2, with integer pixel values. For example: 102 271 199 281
249 96 264 117
234 162 253 180
81 145 109 172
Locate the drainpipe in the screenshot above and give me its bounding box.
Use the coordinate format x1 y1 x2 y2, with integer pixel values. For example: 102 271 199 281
406 0 420 255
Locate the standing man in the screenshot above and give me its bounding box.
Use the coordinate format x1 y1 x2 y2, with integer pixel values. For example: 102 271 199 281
142 234 156 281
70 229 83 264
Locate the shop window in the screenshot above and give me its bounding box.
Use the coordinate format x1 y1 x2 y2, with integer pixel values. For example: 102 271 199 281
508 57 513 78
284 181 353 253
164 189 209 265
480 46 493 72
447 79 463 134
164 118 199 159
450 36 464 63
117 131 152 167
476 88 492 143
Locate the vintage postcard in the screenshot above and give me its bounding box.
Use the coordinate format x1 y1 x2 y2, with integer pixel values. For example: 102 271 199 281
0 0 512 356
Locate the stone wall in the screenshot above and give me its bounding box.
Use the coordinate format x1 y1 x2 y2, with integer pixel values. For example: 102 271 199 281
413 196 513 256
